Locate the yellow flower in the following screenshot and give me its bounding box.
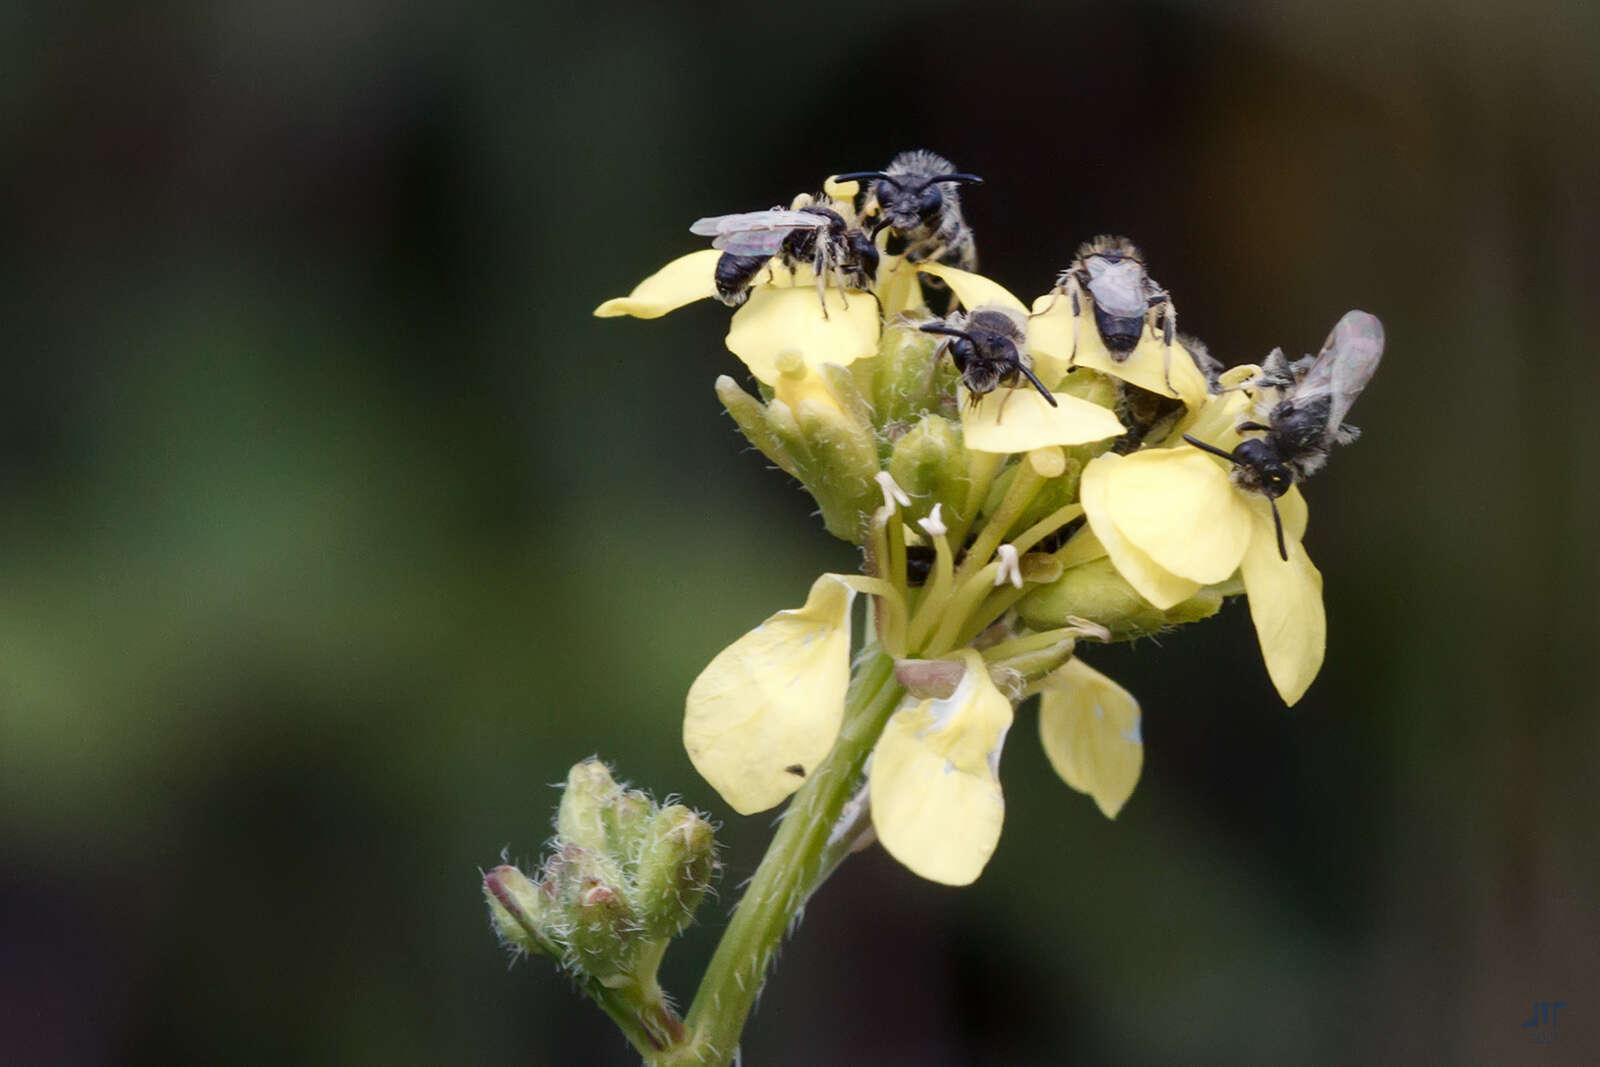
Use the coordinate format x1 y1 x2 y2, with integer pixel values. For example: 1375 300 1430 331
1035 657 1143 818
684 574 857 815
869 650 1012 885
1078 444 1325 705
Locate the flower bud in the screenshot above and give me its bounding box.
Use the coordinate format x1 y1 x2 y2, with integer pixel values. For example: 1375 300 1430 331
483 864 553 956
789 393 880 543
1018 558 1223 640
557 759 623 853
552 845 639 978
871 325 949 428
633 805 718 939
887 414 968 527
716 375 803 480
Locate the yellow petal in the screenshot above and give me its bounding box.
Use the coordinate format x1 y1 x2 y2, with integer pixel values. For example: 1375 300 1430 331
725 285 880 386
1100 448 1254 584
916 263 1028 316
1239 498 1324 706
960 386 1124 453
1022 291 1077 386
1027 293 1209 408
1037 658 1143 818
684 574 856 814
1079 455 1202 610
594 249 723 319
876 256 925 317
869 650 1012 885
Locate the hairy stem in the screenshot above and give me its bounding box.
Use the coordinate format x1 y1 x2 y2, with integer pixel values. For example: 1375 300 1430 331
658 648 903 1066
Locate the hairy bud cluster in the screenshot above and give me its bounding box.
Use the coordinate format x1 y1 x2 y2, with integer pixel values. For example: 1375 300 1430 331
484 759 718 986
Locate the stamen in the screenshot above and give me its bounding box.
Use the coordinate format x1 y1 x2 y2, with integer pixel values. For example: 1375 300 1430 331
875 471 911 511
917 503 947 538
994 544 1023 589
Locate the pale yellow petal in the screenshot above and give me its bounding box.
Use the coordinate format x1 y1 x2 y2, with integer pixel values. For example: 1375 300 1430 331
960 386 1124 453
1026 293 1208 408
916 263 1028 315
1079 455 1202 610
875 256 925 317
1101 448 1253 584
684 574 855 814
1023 292 1077 386
725 285 880 386
869 650 1012 886
594 249 723 319
1239 498 1325 706
1037 658 1143 818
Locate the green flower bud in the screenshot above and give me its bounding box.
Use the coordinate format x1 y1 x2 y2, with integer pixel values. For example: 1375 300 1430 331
551 845 639 978
887 414 968 527
1018 558 1224 640
716 375 803 480
791 387 881 542
557 759 623 853
871 324 950 429
633 805 718 939
483 864 553 956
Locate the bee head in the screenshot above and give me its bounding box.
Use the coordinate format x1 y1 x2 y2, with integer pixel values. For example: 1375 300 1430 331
1233 438 1293 497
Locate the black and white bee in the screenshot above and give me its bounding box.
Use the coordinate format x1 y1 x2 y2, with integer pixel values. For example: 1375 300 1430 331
1053 236 1178 388
919 304 1057 410
1184 310 1386 560
835 150 983 271
690 202 879 314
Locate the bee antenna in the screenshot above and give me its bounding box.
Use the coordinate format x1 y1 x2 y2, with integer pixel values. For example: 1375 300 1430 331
833 171 892 185
1013 362 1058 407
918 324 975 341
1268 496 1288 561
929 172 984 186
1181 434 1240 464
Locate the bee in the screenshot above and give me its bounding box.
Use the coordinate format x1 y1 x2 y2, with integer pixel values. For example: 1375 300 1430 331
919 305 1057 410
1183 310 1386 560
1053 236 1179 390
835 150 983 271
691 202 879 315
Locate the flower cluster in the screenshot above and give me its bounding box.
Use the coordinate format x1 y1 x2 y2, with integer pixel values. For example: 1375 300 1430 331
596 159 1373 886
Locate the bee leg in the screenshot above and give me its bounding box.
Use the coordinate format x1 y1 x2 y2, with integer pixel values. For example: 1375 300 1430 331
813 249 831 320
1158 299 1177 395
995 385 1015 425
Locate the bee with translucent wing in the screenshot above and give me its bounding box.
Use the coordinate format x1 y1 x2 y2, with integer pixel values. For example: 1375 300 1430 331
1052 236 1180 392
1184 310 1386 560
690 203 878 316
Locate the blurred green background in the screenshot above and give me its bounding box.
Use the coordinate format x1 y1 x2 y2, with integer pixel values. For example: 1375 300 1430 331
3 1 1597 1064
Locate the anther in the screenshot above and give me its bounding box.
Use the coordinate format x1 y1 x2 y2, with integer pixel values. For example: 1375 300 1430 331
994 544 1023 589
917 503 947 538
875 471 911 510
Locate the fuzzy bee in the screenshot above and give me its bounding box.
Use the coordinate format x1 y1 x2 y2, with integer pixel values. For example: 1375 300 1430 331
1184 310 1386 560
836 150 983 272
1053 236 1179 389
919 305 1057 410
690 203 879 314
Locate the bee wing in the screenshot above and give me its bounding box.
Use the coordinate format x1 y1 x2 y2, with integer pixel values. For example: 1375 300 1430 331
689 210 827 256
1295 311 1385 429
1084 259 1151 319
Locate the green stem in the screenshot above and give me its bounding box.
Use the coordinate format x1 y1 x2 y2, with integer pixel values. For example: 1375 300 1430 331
662 649 903 1067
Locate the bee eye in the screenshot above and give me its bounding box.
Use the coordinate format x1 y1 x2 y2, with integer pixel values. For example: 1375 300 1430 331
918 188 942 217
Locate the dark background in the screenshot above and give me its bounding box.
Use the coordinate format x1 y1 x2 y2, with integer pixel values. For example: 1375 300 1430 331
4 2 1597 1064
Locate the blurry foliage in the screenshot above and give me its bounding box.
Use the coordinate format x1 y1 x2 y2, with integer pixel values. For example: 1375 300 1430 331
2 1 1597 1064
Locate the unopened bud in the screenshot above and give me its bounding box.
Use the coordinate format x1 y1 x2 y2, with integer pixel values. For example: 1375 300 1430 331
554 847 638 977
717 375 803 480
484 864 553 956
888 414 968 527
633 805 718 939
871 325 949 428
1018 558 1224 640
558 759 623 853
